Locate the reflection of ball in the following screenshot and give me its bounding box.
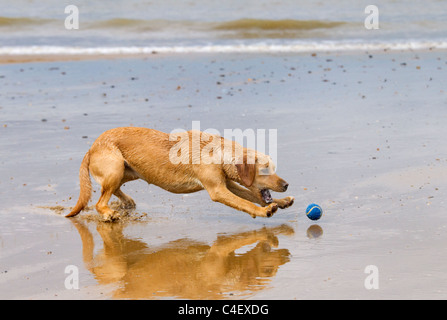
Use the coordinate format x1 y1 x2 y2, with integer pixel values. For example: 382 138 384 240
306 225 323 238
306 204 323 221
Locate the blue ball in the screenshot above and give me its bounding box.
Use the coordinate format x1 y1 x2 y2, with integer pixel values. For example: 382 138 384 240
306 203 323 221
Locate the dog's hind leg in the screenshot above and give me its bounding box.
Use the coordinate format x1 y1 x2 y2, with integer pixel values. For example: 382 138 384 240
89 147 126 221
113 188 136 209
113 167 139 209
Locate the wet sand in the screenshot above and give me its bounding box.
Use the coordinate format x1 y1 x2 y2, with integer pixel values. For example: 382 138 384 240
0 54 114 65
0 53 157 65
1 50 447 299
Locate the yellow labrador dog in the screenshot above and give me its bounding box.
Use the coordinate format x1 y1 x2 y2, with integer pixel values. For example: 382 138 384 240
67 127 294 221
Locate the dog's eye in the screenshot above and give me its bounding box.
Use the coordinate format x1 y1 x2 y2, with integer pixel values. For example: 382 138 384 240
259 168 270 175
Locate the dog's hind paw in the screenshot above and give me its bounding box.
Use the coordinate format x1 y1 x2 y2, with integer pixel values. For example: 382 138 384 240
120 199 136 209
101 210 121 222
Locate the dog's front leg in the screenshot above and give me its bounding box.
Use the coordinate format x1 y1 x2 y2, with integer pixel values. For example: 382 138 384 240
226 180 263 205
205 184 278 218
273 196 295 209
227 181 294 210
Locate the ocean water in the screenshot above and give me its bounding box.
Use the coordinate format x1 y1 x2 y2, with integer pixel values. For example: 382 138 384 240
0 0 446 54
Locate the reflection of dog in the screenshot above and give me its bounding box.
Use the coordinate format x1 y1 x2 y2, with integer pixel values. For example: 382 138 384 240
67 127 294 221
71 220 293 299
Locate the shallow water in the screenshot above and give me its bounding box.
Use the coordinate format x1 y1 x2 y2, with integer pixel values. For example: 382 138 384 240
1 51 447 299
1 0 447 51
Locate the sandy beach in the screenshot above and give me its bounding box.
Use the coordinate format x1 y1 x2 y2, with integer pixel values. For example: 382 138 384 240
1 49 447 299
0 54 128 64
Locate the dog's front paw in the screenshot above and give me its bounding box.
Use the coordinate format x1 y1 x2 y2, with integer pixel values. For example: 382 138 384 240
275 196 295 209
250 203 278 218
264 203 278 218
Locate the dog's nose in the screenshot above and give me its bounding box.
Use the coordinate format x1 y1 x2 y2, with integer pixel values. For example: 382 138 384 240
282 182 289 192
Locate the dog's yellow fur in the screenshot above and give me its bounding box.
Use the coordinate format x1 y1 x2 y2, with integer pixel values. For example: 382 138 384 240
67 127 294 221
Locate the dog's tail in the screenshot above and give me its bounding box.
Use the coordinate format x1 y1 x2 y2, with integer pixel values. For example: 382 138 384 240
66 151 91 218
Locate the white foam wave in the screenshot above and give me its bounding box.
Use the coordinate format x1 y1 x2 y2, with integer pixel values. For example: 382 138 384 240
1 40 447 55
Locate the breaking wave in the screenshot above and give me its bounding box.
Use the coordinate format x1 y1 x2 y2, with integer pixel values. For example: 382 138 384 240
1 40 447 56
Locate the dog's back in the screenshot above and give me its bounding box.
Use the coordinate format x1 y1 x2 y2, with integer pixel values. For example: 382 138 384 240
90 127 204 193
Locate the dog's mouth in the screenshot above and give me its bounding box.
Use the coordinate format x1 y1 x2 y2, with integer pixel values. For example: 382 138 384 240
261 189 273 204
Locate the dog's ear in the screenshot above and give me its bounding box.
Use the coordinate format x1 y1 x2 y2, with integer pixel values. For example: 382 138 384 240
236 155 256 187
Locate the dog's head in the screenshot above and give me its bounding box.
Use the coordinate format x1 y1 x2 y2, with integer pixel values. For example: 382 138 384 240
235 151 288 204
